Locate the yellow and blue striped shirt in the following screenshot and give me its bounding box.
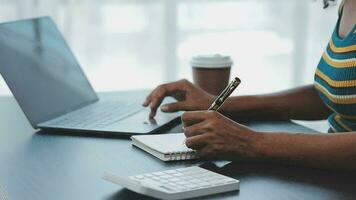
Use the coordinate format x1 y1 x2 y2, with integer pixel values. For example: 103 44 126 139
314 13 356 132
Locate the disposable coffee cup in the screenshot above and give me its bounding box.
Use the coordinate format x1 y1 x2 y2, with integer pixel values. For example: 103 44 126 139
190 54 233 95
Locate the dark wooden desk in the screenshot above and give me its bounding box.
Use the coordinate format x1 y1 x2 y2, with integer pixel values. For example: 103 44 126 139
0 90 355 200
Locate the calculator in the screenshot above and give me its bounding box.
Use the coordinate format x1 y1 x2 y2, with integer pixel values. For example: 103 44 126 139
103 166 239 200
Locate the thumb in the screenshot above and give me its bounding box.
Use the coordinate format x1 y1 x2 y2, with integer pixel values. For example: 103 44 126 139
160 102 186 112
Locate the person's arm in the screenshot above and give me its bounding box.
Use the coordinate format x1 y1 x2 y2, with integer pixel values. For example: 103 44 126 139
182 111 356 171
257 131 356 170
220 84 333 121
143 80 332 121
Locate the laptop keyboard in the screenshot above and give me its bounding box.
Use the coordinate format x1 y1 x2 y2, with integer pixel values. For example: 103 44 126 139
48 101 144 129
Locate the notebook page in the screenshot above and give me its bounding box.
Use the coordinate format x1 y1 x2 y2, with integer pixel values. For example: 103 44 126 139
131 133 193 154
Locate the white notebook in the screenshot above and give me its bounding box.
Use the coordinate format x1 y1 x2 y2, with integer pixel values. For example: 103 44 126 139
131 133 198 161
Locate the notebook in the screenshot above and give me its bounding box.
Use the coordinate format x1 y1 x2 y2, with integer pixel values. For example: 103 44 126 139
131 133 198 161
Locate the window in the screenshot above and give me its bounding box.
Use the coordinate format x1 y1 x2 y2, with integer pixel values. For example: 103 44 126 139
0 0 339 96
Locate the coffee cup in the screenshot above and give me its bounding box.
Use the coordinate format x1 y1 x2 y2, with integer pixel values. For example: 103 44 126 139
190 54 233 95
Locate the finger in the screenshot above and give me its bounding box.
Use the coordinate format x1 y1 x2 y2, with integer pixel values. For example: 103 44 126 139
149 97 165 119
184 121 209 137
143 82 171 108
185 134 210 150
181 111 209 127
148 83 186 117
149 109 156 119
149 104 161 119
147 87 170 118
142 97 150 107
160 102 186 112
145 79 189 116
143 87 159 107
197 145 218 160
142 91 152 106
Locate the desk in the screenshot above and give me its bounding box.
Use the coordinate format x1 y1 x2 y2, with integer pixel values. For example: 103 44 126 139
0 90 355 200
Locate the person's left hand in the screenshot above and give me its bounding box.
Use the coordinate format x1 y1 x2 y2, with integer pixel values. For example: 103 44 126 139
182 111 262 160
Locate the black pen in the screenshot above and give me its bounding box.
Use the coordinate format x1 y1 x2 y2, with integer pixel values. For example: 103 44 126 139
208 77 241 111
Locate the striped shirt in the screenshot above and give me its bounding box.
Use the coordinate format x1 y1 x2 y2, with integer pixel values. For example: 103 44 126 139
314 11 356 132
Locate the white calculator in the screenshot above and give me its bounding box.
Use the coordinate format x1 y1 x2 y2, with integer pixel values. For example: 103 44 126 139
103 166 239 200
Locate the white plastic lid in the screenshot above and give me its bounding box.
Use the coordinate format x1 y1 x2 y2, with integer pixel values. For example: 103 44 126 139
190 54 233 68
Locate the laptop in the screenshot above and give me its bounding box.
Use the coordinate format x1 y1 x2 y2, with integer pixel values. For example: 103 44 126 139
0 17 181 136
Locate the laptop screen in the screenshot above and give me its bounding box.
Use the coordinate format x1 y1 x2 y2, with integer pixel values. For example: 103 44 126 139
0 17 98 127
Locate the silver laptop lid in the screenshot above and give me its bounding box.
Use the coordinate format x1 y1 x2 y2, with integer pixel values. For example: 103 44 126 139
0 17 98 127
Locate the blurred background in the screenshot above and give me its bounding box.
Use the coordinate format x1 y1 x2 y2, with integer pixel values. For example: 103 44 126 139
0 0 342 131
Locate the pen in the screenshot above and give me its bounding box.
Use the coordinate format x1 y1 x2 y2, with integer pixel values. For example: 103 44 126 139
183 77 241 146
208 77 241 111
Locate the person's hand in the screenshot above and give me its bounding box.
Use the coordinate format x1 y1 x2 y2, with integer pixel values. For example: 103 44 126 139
182 111 261 160
143 79 214 118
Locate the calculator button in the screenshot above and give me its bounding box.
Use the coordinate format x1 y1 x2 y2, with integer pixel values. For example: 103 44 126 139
189 179 201 184
185 183 198 189
169 177 180 182
153 172 165 176
135 175 145 179
164 170 177 174
181 176 192 181
176 168 191 172
176 180 189 185
143 173 153 177
160 179 170 184
161 174 172 179
167 183 178 188
201 176 215 181
172 173 183 177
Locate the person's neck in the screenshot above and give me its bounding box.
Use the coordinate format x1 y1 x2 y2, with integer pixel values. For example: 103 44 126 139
339 0 356 38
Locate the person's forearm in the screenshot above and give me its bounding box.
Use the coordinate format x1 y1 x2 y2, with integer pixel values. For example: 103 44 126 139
220 85 332 121
255 132 356 171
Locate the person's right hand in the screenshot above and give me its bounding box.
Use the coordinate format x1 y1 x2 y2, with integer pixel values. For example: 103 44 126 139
143 79 214 118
